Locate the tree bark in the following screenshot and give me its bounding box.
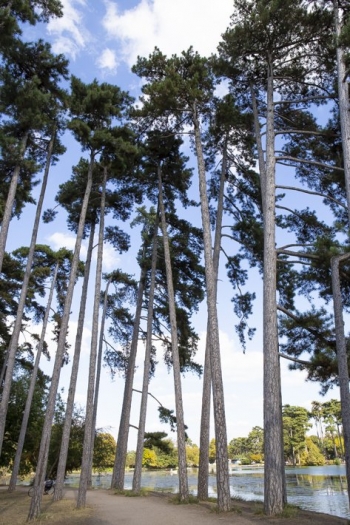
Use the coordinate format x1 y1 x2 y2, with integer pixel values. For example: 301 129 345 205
88 273 113 483
332 0 350 504
54 221 95 501
334 3 350 189
77 167 107 509
158 167 188 500
132 214 159 494
192 105 230 511
111 263 146 489
331 252 350 506
8 261 58 491
0 131 28 274
198 147 227 500
0 131 52 455
27 151 94 521
250 83 266 212
263 64 285 516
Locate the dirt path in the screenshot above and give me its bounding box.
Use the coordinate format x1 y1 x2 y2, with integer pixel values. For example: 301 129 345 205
65 489 350 525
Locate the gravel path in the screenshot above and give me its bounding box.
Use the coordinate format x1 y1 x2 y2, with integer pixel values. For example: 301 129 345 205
64 489 350 525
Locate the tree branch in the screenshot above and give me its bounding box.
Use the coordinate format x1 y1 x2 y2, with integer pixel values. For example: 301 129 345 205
276 155 344 172
274 95 331 106
277 304 334 347
133 388 164 407
276 248 320 260
276 185 347 209
279 352 310 366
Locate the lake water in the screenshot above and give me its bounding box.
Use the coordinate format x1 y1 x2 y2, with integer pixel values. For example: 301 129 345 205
65 465 350 520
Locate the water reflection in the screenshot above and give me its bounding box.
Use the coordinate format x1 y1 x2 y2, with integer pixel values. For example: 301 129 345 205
65 466 350 520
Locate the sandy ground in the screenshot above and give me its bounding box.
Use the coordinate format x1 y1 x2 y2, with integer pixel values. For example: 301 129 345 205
64 489 350 525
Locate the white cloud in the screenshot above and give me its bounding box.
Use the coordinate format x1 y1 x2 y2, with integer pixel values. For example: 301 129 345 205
97 48 118 72
47 231 88 260
102 0 234 67
47 0 90 59
101 242 120 271
47 231 121 272
47 231 76 250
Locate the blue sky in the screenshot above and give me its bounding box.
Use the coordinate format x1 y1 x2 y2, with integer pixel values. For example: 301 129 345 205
11 0 340 450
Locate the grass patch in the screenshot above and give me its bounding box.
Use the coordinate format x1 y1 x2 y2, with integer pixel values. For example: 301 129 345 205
123 488 150 497
169 494 199 505
253 502 299 518
209 504 243 515
278 504 300 518
113 487 150 497
0 488 92 525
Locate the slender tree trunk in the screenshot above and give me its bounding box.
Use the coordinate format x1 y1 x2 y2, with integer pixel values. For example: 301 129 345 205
263 65 285 516
54 221 96 501
88 273 113 482
132 214 159 494
331 253 350 506
8 262 58 491
333 0 350 501
334 0 350 226
192 105 230 511
111 264 146 489
0 131 28 274
198 147 227 500
252 77 286 509
0 131 53 455
158 168 188 501
250 83 266 212
77 167 107 509
27 152 94 521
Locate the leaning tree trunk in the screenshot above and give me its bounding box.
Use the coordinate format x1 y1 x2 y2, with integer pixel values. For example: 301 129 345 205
158 167 189 501
331 252 350 506
8 261 58 491
27 152 94 521
198 147 227 500
77 167 107 509
0 131 28 275
111 264 146 489
132 214 159 494
263 64 285 516
0 131 53 455
54 221 96 501
192 104 230 511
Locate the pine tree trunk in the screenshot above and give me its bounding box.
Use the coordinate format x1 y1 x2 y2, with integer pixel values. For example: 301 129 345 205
158 168 188 501
89 273 113 483
250 84 266 210
263 66 285 516
111 266 146 489
331 253 350 505
8 261 58 491
192 105 230 511
132 215 159 494
54 221 96 501
198 148 227 500
0 131 28 274
0 131 53 455
27 152 94 521
334 0 350 226
77 167 107 509
332 0 350 506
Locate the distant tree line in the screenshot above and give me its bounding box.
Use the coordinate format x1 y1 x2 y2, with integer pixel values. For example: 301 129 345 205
228 400 344 467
